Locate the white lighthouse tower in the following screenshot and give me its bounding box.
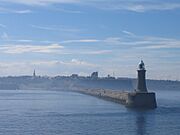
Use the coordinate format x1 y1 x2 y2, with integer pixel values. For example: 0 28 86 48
126 60 157 108
125 60 157 108
136 60 148 93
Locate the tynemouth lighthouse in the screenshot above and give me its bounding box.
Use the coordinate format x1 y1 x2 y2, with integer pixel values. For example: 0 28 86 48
126 60 157 108
136 60 147 93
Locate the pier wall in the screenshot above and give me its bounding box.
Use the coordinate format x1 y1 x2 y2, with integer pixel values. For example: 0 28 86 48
126 92 157 108
76 89 157 109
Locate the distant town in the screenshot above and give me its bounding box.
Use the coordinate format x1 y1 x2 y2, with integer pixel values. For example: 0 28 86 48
0 70 179 91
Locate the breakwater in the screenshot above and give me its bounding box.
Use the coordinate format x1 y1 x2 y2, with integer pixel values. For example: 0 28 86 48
75 89 157 109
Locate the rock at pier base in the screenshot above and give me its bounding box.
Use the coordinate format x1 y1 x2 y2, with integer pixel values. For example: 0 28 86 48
126 92 157 109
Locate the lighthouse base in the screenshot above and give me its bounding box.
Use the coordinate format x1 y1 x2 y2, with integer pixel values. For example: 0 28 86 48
126 92 157 109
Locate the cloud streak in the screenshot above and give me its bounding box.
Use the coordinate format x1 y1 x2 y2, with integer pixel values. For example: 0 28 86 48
0 23 6 28
2 0 180 12
30 59 97 67
31 25 81 32
0 0 80 6
60 39 100 44
84 1 180 12
54 8 82 14
0 44 64 54
97 2 180 12
1 32 9 40
81 50 112 55
122 30 135 36
99 33 180 50
0 7 32 14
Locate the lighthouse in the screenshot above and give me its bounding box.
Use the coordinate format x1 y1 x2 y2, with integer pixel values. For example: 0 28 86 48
126 60 157 108
136 60 148 93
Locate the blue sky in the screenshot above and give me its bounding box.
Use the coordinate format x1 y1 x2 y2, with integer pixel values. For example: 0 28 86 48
0 0 180 80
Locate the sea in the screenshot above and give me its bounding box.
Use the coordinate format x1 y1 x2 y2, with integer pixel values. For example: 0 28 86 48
0 89 179 135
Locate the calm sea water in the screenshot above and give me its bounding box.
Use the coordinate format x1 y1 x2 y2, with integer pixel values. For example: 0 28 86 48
0 90 179 135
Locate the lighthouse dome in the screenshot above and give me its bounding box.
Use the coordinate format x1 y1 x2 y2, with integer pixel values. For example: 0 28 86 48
138 60 145 70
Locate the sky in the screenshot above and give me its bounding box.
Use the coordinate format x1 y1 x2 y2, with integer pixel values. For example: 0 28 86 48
0 0 180 80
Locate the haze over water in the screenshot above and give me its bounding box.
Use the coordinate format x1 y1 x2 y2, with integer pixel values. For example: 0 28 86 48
0 89 179 135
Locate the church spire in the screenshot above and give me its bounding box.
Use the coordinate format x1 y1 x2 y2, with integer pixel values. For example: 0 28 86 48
33 69 36 77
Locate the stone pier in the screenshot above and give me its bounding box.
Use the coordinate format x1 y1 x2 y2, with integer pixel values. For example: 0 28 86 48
76 89 157 109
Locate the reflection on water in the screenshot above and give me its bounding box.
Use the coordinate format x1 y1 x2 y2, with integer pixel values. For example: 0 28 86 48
0 90 179 135
127 108 149 135
136 113 146 135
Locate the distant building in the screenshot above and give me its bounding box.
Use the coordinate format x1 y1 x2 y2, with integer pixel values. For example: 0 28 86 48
106 74 115 80
91 72 98 79
33 69 36 78
71 74 78 78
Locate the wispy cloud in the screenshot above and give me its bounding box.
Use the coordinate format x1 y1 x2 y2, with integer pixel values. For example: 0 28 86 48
99 33 180 50
31 25 81 32
0 59 98 76
65 49 112 55
2 0 180 12
0 44 64 54
3 32 180 51
60 39 100 44
85 1 180 12
145 38 179 49
70 59 97 67
54 8 82 14
0 23 6 28
103 37 122 45
1 59 96 69
134 36 180 49
0 7 32 14
0 0 80 6
125 2 180 12
31 25 57 31
1 32 9 40
31 58 97 67
122 30 135 36
81 50 112 55
14 39 34 43
14 9 32 14
31 59 97 67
